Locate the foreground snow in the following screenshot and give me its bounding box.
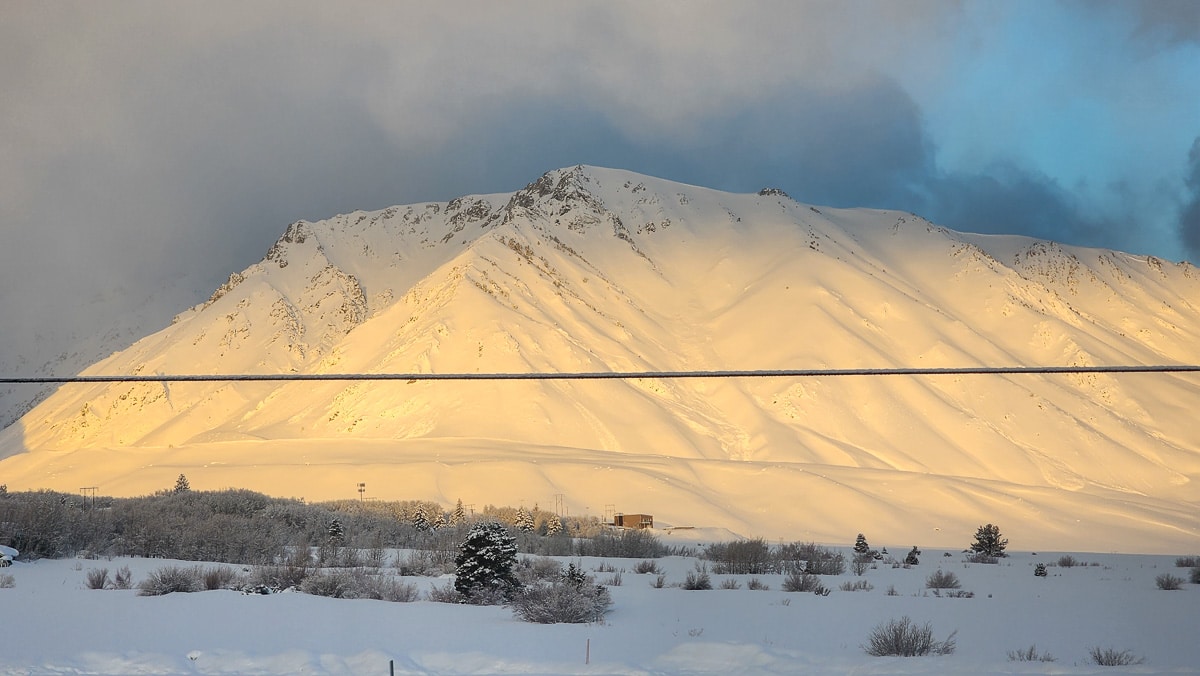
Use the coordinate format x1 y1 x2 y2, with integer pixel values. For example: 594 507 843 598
1 548 1196 675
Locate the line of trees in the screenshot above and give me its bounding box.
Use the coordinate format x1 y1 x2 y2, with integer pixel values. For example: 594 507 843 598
0 487 668 563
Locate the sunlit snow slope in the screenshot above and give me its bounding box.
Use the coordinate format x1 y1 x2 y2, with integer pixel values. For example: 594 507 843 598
2 166 1198 552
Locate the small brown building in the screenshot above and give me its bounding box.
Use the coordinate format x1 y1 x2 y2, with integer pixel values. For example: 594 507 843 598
613 513 653 529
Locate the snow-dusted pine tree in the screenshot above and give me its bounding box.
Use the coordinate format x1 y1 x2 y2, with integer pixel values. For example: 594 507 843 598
561 562 587 588
853 533 870 555
454 521 520 603
545 515 564 537
969 524 1008 558
450 499 466 527
905 546 920 566
515 506 535 532
327 518 345 546
412 505 431 532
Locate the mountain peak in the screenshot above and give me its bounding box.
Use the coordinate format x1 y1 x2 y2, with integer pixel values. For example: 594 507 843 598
2 166 1198 553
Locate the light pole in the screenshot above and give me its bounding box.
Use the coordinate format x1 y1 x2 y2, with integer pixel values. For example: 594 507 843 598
357 483 366 502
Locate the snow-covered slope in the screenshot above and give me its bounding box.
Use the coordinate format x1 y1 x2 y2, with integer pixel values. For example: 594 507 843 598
2 166 1198 552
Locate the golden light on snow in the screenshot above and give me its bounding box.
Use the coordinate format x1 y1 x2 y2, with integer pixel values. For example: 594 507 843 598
1 167 1197 553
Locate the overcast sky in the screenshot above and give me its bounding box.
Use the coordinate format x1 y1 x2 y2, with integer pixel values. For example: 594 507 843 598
2 0 1199 367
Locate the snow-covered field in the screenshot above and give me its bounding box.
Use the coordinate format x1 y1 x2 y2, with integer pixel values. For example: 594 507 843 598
2 544 1196 675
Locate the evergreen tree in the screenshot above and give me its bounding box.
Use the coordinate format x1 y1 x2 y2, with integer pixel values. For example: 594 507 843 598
905 546 920 566
561 562 588 588
853 533 870 555
969 523 1008 558
412 505 431 532
1034 562 1048 577
454 521 519 602
450 499 466 527
327 518 345 546
173 474 191 493
545 515 564 537
515 506 535 532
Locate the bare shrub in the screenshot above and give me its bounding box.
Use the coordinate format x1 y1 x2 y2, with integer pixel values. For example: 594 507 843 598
863 616 957 657
885 585 898 596
509 580 612 623
683 563 712 590
719 578 742 590
300 569 358 598
634 560 660 574
201 565 242 590
1087 647 1144 666
575 529 666 558
839 579 873 592
851 554 872 576
1057 555 1077 568
395 549 444 577
602 572 622 587
358 573 419 602
1155 573 1184 590
966 553 998 564
1174 556 1199 568
112 566 133 590
0 573 14 588
925 569 961 590
86 568 110 590
138 565 202 596
1008 645 1056 662
746 577 769 591
514 556 562 585
426 581 465 603
704 538 773 574
778 542 845 575
650 574 666 589
251 563 309 591
1190 567 1200 585
782 572 828 595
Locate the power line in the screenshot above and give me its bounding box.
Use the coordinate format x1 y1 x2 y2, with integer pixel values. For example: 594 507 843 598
2 364 1200 384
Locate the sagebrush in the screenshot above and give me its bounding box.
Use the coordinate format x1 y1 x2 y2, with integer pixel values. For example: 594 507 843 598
864 617 956 657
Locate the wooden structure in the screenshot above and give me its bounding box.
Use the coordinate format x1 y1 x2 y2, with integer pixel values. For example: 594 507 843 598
613 513 653 529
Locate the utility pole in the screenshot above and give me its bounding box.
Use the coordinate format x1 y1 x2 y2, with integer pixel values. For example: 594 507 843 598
357 483 366 502
553 493 565 517
80 486 97 510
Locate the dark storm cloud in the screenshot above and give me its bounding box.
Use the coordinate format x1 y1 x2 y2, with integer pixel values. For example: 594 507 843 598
1178 138 1200 259
1129 0 1200 44
1 0 1193 380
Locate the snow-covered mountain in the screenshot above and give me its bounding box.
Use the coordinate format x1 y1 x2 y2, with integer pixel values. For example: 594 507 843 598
2 166 1198 552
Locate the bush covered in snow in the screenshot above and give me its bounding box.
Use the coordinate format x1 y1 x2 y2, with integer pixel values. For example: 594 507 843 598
509 567 612 624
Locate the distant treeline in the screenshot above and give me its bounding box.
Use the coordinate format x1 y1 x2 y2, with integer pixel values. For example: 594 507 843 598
0 487 672 564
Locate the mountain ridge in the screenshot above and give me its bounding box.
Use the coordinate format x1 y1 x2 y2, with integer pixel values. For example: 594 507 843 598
2 165 1197 552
